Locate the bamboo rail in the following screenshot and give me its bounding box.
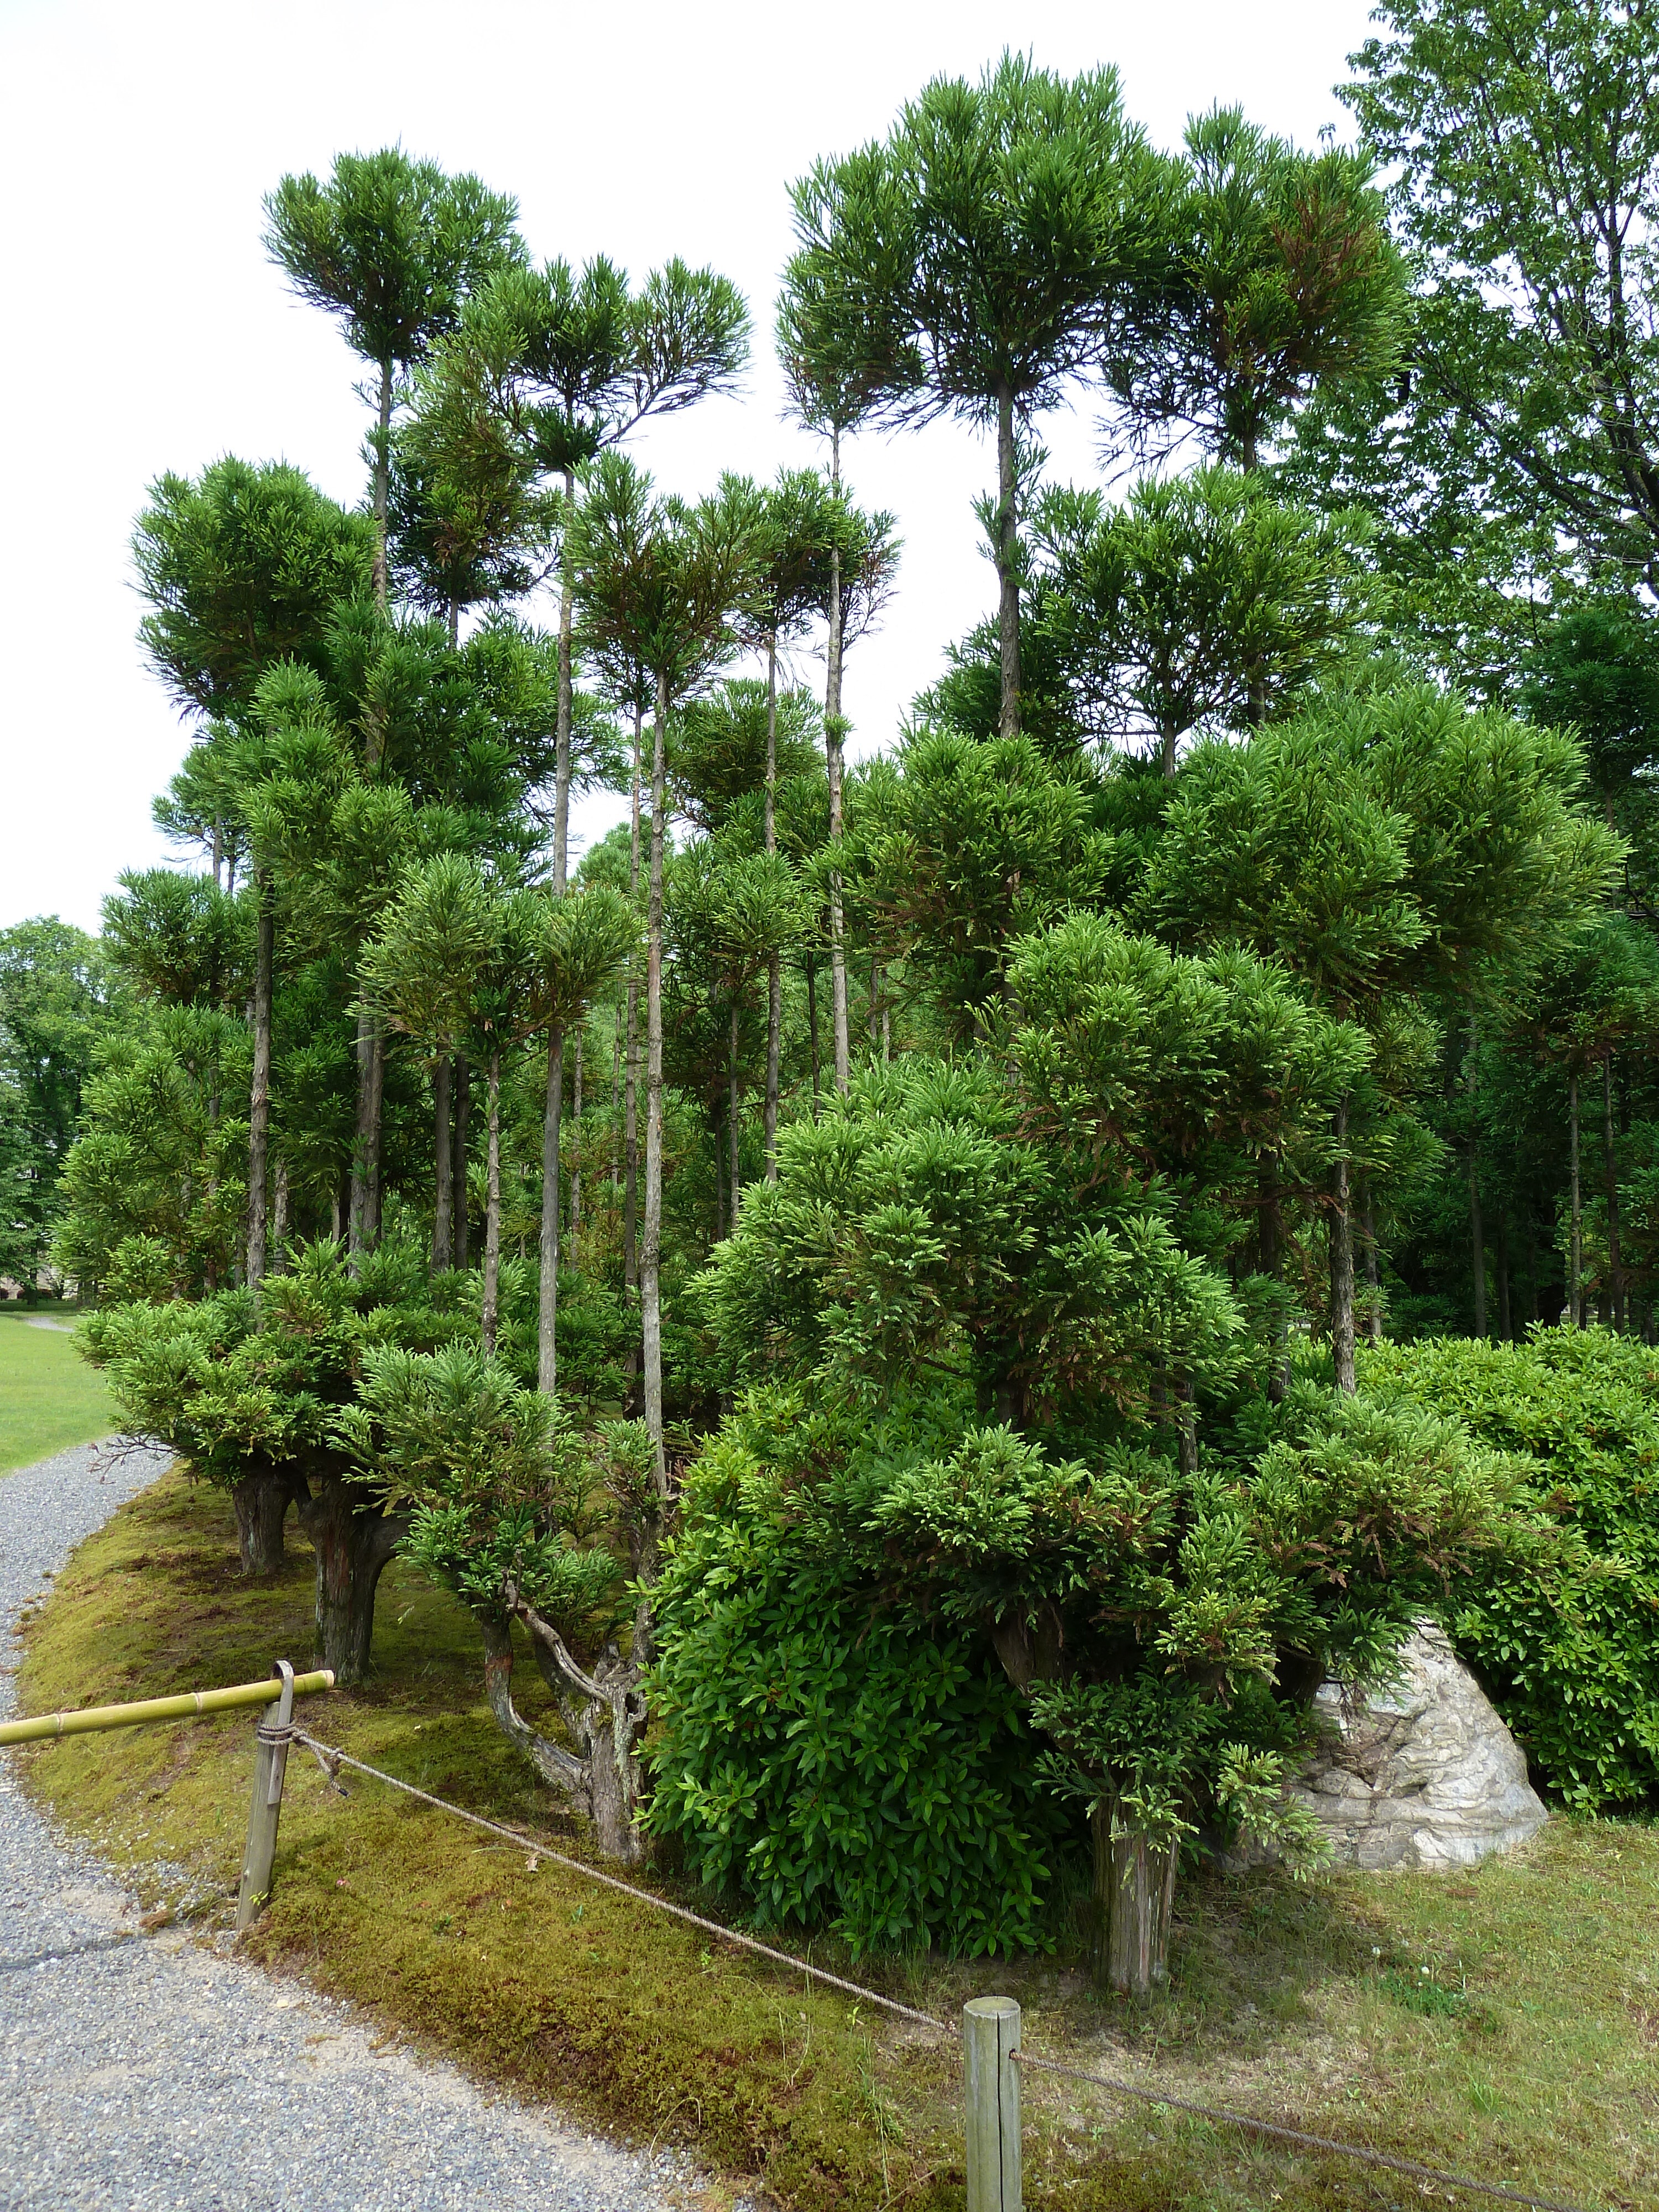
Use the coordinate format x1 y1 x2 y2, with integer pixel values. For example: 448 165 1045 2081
0 1670 334 1746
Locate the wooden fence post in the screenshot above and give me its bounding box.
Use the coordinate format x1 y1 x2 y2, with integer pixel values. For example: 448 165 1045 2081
964 1995 1021 2212
236 1660 295 1933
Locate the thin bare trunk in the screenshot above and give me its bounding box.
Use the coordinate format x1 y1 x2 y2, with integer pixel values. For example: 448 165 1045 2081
482 1049 503 1355
764 633 781 1177
448 597 460 650
271 1156 289 1271
372 361 392 613
1360 1176 1383 1345
1467 1015 1486 1338
571 1029 583 1251
1330 1094 1355 1394
806 953 820 1112
995 380 1021 739
453 1053 471 1270
609 1001 622 1190
728 1001 742 1221
538 1027 562 1393
247 872 273 1296
643 674 669 1488
1604 1057 1624 1331
432 1055 452 1272
624 709 643 1299
1497 1209 1512 1342
1569 1073 1583 1327
826 426 850 1097
555 468 576 890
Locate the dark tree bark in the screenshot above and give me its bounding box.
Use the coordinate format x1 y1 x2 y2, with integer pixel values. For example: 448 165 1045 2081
1497 1210 1512 1342
570 1030 584 1251
624 709 643 1297
1091 1804 1178 1996
229 1463 293 1577
728 1002 742 1223
294 1469 407 1685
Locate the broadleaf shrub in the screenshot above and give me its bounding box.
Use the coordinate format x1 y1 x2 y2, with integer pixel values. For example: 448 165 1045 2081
1361 1326 1659 1813
645 1392 1060 1957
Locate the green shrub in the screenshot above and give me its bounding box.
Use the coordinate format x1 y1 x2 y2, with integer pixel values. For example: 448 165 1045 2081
645 1391 1061 1957
1361 1326 1659 1813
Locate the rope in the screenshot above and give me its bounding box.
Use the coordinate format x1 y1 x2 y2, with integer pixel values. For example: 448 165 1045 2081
283 1728 948 2033
277 1725 1601 2212
1011 2051 1599 2212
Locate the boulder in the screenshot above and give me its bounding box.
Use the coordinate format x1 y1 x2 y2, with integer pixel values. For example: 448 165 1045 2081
1292 1622 1547 1871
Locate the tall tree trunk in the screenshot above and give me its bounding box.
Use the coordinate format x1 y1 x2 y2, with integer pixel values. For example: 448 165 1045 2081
764 633 782 1179
1359 1175 1384 1345
714 1108 727 1243
1569 1073 1583 1327
806 953 820 1112
372 360 392 613
826 426 851 1097
1329 1095 1356 1394
1604 1057 1625 1332
609 1001 623 1190
1260 1154 1290 1402
570 1029 583 1251
1497 1209 1512 1342
643 673 669 1488
271 1156 289 1272
995 379 1021 739
453 1053 471 1270
448 597 460 650
728 1001 742 1222
535 463 578 1396
869 956 879 1050
482 1047 503 1356
538 1027 563 1391
247 869 273 1296
432 1054 453 1272
624 708 643 1299
1090 1805 1178 1997
1467 1016 1486 1338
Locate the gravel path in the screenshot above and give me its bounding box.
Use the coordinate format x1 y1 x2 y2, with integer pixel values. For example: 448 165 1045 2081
0 1442 721 2211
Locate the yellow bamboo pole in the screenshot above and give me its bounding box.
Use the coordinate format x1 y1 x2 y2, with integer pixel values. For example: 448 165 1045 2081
0 1670 334 1746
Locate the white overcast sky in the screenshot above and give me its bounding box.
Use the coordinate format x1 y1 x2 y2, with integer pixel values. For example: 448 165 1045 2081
0 0 1377 934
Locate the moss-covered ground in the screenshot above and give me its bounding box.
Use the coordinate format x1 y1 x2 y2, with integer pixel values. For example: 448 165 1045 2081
0 1305 111 1472
15 1464 1657 2211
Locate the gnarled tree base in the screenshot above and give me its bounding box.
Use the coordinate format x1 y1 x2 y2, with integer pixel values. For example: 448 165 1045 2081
293 1468 406 1685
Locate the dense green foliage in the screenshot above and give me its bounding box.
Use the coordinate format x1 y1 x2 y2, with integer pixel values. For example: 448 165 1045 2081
36 25 1659 1985
1365 1328 1659 1813
647 1394 1059 1955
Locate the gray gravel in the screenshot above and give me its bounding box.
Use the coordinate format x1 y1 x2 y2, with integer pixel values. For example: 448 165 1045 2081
0 1442 721 2210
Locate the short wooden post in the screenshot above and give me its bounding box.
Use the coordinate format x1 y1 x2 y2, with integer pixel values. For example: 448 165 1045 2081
235 1660 294 1933
964 1995 1021 2212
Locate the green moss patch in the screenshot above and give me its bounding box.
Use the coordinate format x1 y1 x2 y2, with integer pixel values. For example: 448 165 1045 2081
17 1466 1658 2211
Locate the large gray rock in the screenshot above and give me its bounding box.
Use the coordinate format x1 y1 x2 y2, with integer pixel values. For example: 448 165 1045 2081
1292 1622 1547 1871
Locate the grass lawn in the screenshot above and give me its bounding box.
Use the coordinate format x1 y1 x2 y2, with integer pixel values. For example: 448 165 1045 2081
14 1465 1657 2212
0 1306 112 1474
